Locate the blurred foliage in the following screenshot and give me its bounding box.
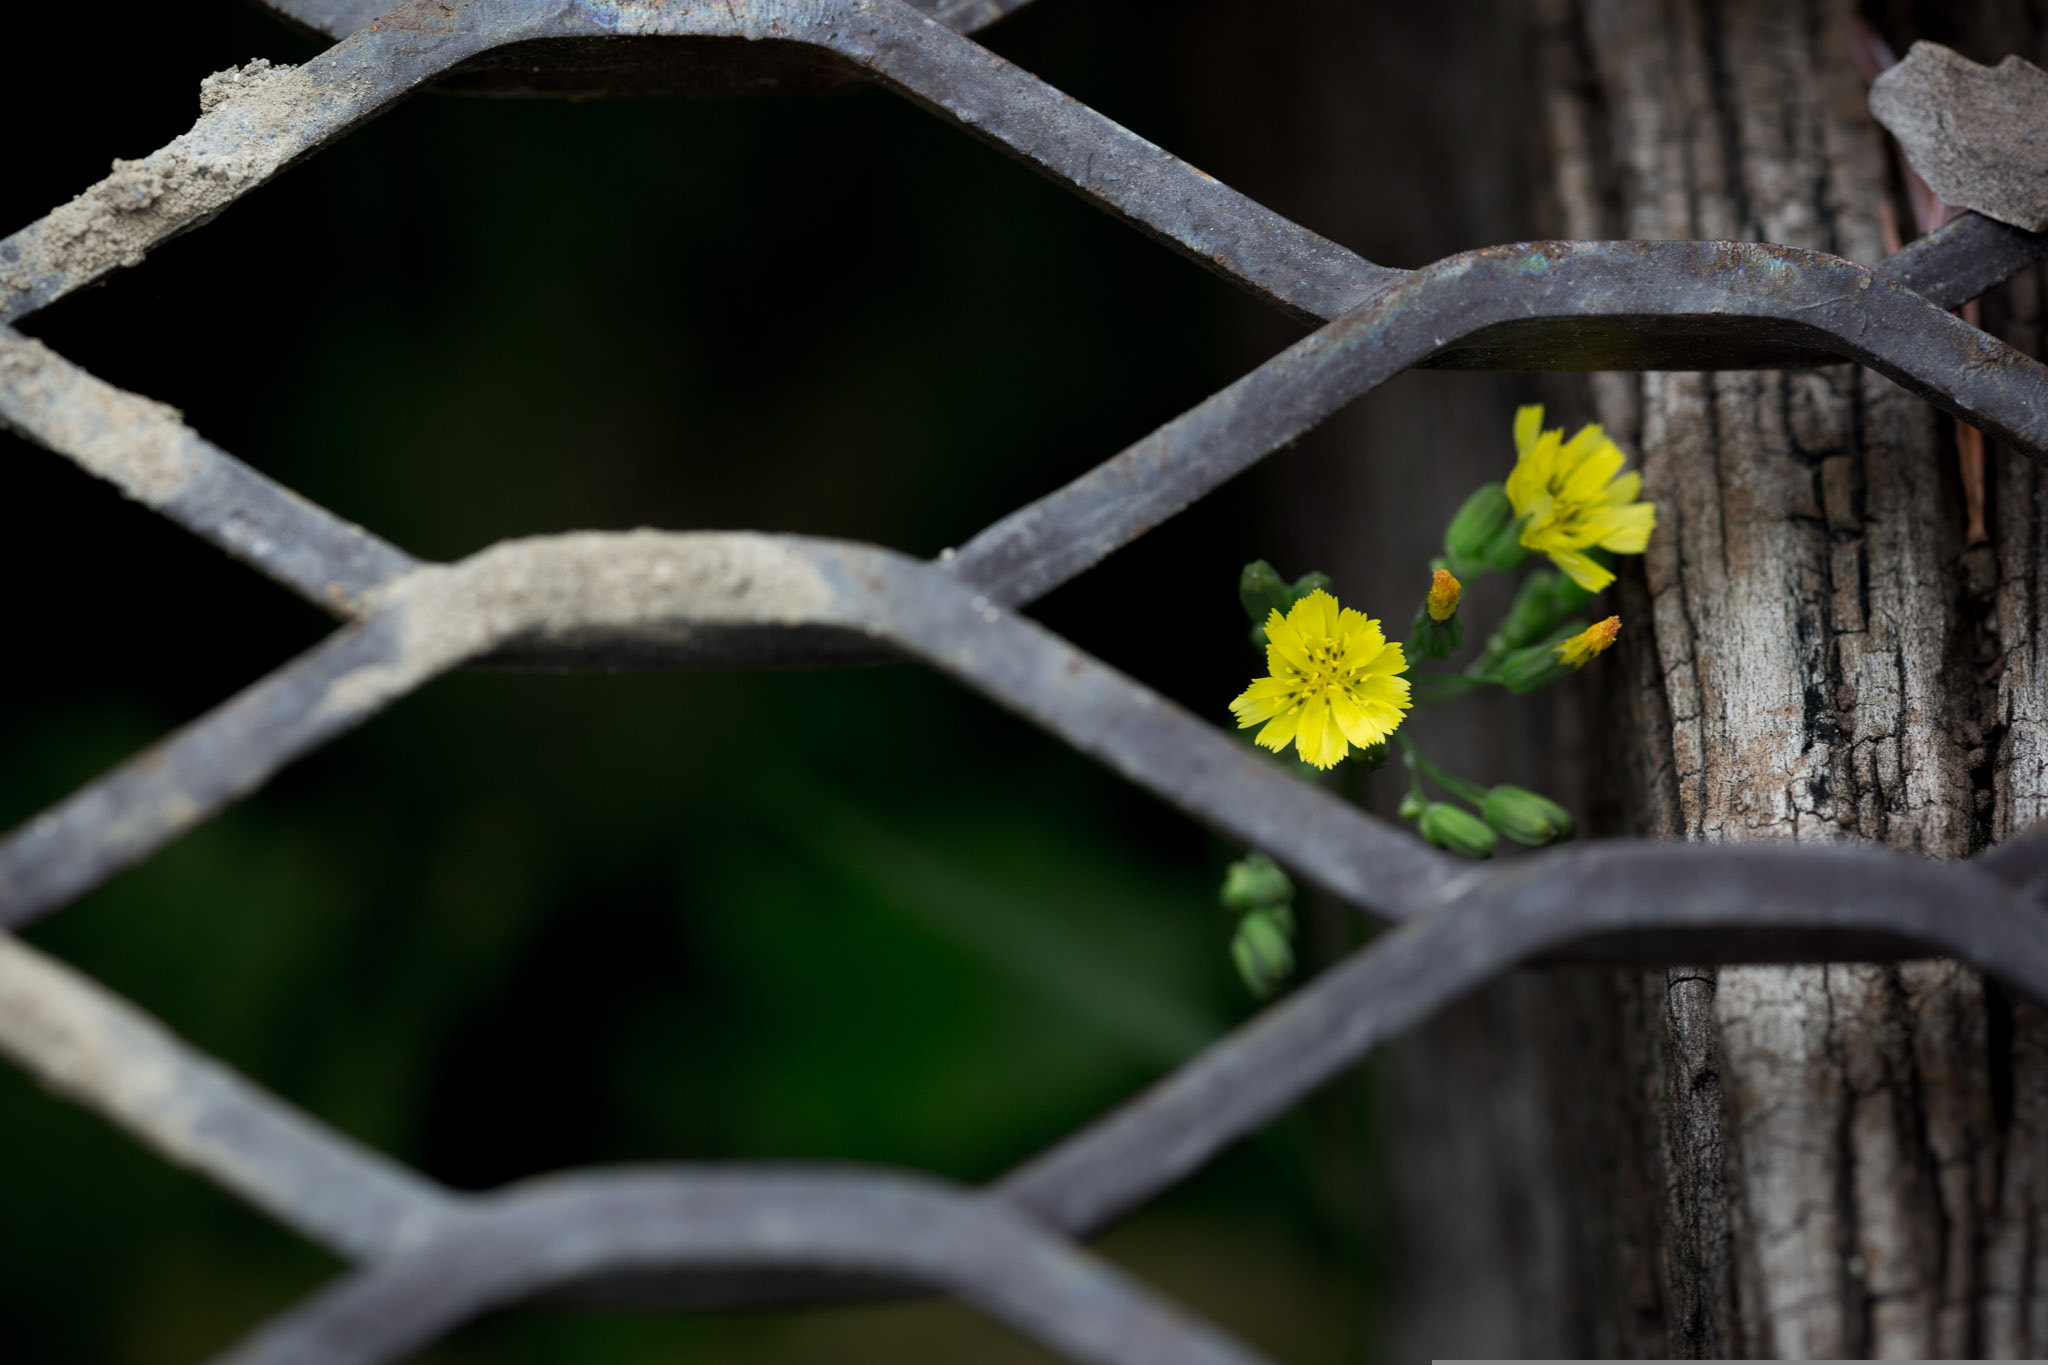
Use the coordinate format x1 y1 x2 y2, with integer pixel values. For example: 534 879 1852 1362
0 2 1385 1360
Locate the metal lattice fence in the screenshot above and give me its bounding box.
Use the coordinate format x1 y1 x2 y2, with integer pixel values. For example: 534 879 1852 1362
8 1 2048 1360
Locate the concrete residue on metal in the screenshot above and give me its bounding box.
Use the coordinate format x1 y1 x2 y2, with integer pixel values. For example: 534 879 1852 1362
4 57 333 300
0 930 454 1262
322 532 836 716
0 933 206 1169
1871 42 2048 232
198 57 300 115
0 330 199 504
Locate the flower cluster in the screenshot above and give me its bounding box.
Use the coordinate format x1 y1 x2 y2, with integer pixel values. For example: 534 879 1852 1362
1212 401 1662 965
1218 405 1659 993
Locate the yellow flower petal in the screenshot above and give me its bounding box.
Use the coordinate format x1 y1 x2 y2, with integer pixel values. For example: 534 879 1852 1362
1340 621 1389 671
1556 616 1622 668
1264 608 1311 673
1229 676 1296 726
1593 501 1656 554
1357 670 1411 705
1289 588 1340 640
1329 692 1371 741
1513 404 1544 460
1558 438 1625 505
1254 707 1300 752
1227 587 1411 767
1548 548 1614 593
1331 693 1393 748
1503 409 1655 587
1296 692 1341 769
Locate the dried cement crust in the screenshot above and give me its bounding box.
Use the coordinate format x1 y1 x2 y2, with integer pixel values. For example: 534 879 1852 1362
0 930 450 1259
0 932 222 1176
1 59 348 308
1871 41 2048 231
322 532 839 716
0 329 199 504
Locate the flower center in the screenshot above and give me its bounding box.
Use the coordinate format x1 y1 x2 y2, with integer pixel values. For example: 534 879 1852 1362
1284 635 1362 710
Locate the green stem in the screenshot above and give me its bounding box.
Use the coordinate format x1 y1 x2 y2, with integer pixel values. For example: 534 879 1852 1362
1395 735 1428 807
1396 735 1489 807
1409 671 1490 706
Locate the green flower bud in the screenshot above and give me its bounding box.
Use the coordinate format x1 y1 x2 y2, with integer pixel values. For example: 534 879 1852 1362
1355 741 1389 772
1497 647 1570 694
1481 784 1576 846
1239 560 1292 625
1480 516 1530 573
1220 852 1295 912
1444 482 1512 562
1419 801 1498 859
1500 570 1565 650
1544 571 1595 619
1409 608 1464 660
1438 551 1487 583
1398 790 1427 820
1231 908 1295 998
1289 570 1334 603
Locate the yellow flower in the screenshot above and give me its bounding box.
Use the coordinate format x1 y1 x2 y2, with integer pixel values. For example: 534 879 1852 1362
1505 405 1656 592
1426 568 1461 621
1556 616 1621 668
1229 589 1411 769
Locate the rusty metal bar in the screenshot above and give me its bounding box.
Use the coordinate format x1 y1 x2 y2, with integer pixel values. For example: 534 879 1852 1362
11 3 2048 1360
0 326 416 613
209 1169 1271 1365
0 533 1455 930
0 931 457 1260
0 0 1399 328
951 238 2048 607
993 839 2048 1234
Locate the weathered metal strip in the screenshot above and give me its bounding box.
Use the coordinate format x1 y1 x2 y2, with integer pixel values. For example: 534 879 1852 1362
0 931 457 1261
16 779 2047 1320
210 1170 1270 1365
0 4 562 324
256 0 1040 45
12 0 2044 376
2 0 1398 328
993 840 2048 1235
0 621 403 925
0 326 417 612
15 531 2048 975
0 533 1454 931
1876 210 2048 309
949 239 2048 608
794 1 1401 322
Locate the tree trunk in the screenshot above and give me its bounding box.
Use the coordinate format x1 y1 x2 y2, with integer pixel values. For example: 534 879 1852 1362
1189 0 2048 1353
1368 1 2048 1358
1189 0 2048 1358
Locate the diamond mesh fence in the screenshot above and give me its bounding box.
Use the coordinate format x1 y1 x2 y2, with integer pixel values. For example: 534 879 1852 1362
7 2 2048 1361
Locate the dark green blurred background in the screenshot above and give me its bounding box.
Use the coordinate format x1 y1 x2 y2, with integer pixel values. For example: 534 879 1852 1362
0 2 1404 1360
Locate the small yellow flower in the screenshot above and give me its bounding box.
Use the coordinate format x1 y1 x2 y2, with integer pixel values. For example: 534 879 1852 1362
1505 405 1656 592
1556 616 1621 668
1426 568 1461 622
1229 589 1411 769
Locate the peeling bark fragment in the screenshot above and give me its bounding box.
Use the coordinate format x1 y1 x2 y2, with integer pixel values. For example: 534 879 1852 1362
1872 42 2048 231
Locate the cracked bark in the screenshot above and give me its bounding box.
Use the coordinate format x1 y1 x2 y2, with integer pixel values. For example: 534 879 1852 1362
1189 0 2048 1355
1511 0 2048 1356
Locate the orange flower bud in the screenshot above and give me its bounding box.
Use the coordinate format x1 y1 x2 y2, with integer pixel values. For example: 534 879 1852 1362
1426 567 1461 622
